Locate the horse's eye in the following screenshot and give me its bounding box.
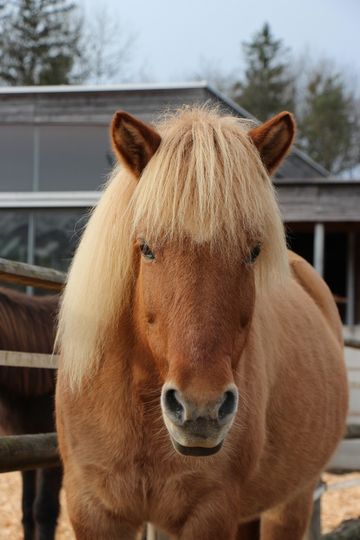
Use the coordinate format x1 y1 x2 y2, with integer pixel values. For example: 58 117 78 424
246 244 261 264
140 242 155 261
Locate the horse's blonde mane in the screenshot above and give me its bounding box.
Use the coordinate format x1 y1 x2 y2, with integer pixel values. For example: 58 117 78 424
58 107 289 389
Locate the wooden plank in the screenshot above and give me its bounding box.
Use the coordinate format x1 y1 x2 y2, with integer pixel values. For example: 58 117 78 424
344 337 360 349
0 433 59 472
0 350 58 369
0 257 65 290
277 184 360 222
345 347 360 427
326 477 360 491
327 439 360 471
346 424 360 439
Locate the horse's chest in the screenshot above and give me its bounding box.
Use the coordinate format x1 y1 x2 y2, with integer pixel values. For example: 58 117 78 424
97 449 224 522
74 413 233 522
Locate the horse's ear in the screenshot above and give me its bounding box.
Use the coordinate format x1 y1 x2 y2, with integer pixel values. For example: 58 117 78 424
248 112 295 175
111 111 161 178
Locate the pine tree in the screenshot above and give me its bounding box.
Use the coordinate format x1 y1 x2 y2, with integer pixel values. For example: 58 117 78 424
297 70 360 175
0 0 84 85
232 23 295 120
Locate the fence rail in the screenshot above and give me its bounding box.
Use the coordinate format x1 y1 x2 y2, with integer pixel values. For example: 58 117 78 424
0 350 59 369
344 336 360 349
0 259 63 473
0 257 64 290
0 434 59 473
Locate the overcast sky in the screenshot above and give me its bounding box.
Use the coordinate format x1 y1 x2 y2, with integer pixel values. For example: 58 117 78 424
81 0 360 88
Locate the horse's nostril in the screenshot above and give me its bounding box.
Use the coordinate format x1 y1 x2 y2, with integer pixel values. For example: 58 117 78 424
218 390 237 420
164 389 184 421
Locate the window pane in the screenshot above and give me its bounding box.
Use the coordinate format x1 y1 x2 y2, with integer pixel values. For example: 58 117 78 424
0 127 33 191
39 125 113 191
0 211 28 262
34 210 89 272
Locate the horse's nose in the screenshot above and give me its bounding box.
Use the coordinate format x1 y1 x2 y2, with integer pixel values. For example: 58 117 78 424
161 385 238 426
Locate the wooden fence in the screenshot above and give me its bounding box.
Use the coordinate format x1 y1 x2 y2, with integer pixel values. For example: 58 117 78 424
0 257 62 473
0 257 359 540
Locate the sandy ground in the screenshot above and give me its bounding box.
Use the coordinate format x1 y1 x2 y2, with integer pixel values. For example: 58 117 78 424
0 471 358 538
322 472 360 533
0 472 73 540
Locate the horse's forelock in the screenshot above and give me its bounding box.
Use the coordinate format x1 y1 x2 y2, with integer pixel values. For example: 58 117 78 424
131 108 288 273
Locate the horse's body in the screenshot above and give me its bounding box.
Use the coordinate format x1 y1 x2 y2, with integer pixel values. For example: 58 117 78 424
0 287 62 540
56 108 348 539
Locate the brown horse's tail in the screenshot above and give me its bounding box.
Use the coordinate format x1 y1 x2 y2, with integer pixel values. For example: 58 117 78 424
288 250 343 345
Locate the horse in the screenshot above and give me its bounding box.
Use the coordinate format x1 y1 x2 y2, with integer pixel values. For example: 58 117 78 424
56 107 348 539
0 287 62 540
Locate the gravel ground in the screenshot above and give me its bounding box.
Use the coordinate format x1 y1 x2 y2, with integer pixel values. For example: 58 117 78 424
0 472 358 538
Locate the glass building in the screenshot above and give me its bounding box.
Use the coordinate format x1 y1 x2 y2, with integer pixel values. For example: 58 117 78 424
0 84 359 324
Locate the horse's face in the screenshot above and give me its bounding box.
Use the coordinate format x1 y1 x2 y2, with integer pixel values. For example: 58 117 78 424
111 108 295 456
134 239 257 455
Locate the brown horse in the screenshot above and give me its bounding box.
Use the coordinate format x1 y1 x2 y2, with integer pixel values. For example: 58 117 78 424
56 107 348 539
0 287 62 540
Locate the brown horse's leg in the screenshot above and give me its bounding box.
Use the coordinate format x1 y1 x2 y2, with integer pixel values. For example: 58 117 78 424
34 466 63 540
66 492 140 540
178 507 239 540
21 470 36 540
260 484 315 540
236 519 261 540
70 518 141 540
179 523 238 540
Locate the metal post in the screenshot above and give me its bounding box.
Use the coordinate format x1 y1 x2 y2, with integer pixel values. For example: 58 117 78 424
146 524 157 540
26 211 35 295
146 524 170 540
32 125 39 191
313 223 325 277
346 232 356 327
27 125 40 294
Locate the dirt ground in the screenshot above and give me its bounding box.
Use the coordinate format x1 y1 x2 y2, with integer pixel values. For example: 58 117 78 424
0 471 358 539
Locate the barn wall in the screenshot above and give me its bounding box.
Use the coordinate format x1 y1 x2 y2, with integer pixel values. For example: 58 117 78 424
355 236 360 325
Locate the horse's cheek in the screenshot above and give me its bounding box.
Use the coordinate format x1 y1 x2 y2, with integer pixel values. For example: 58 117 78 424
133 276 169 371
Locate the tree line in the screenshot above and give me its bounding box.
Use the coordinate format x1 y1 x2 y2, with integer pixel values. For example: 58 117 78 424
0 3 358 175
230 23 360 176
0 0 133 86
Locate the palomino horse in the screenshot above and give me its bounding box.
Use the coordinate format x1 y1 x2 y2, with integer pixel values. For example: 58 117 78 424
0 287 61 540
56 108 348 539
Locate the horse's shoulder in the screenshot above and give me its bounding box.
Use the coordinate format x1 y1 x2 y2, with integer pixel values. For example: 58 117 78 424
287 250 342 344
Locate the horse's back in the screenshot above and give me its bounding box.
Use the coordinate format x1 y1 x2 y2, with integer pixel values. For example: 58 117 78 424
0 287 58 399
288 250 343 345
0 287 57 353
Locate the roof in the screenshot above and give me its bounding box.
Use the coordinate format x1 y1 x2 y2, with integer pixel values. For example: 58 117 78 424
0 81 328 179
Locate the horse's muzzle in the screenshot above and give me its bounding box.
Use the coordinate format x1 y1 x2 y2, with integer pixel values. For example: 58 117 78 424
171 438 224 457
161 383 238 457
